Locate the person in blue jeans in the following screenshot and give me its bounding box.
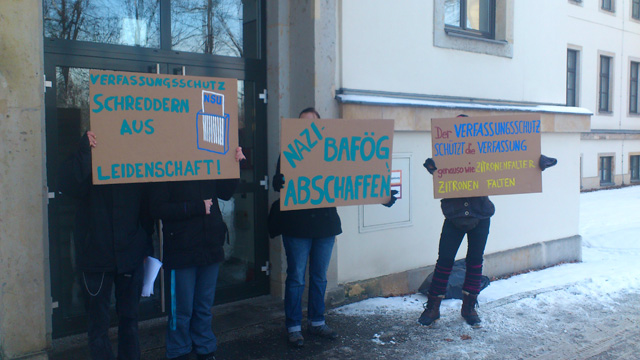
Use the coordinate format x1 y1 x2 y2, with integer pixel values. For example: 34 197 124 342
273 107 343 347
150 147 245 360
273 107 398 347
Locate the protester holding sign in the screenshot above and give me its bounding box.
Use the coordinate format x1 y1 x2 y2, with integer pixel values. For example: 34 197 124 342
419 114 558 328
149 147 245 360
58 131 154 360
272 108 343 347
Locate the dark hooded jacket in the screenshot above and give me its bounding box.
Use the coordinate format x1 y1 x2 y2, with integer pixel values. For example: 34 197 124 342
58 133 153 273
274 157 342 238
149 178 238 269
440 196 495 219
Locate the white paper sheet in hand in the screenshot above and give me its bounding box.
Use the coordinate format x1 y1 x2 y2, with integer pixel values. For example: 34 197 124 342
142 256 162 297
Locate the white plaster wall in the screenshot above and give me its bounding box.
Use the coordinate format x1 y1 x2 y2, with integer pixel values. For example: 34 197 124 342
580 138 640 179
336 131 580 284
489 133 581 252
581 139 617 178
567 0 640 130
339 0 567 104
336 131 441 283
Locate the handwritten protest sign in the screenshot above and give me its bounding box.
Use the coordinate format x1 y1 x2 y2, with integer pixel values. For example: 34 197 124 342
431 114 541 199
280 118 395 211
89 70 238 184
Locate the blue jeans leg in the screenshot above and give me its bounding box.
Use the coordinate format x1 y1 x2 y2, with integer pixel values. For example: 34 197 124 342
191 263 220 356
166 263 220 359
283 236 335 332
283 236 312 332
308 237 335 327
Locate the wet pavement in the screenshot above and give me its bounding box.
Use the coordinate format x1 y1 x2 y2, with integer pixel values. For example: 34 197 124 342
49 284 640 360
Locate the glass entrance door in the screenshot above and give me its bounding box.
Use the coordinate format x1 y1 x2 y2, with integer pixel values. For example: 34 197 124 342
45 58 166 338
44 0 268 338
164 64 269 304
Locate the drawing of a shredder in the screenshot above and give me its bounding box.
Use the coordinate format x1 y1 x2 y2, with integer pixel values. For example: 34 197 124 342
197 90 230 154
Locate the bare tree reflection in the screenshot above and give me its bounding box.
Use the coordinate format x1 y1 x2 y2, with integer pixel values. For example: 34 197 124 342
172 0 243 57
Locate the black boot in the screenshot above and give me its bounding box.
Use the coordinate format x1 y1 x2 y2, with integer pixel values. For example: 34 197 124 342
418 294 444 326
461 291 481 327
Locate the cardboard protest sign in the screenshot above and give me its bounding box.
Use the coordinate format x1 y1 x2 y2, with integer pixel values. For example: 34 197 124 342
431 114 542 198
89 70 238 184
280 118 395 211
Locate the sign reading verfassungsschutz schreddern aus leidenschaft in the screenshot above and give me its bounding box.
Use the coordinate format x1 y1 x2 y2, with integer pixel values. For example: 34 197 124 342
89 70 239 185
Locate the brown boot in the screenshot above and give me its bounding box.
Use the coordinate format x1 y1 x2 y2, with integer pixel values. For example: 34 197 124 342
461 291 481 326
418 294 444 326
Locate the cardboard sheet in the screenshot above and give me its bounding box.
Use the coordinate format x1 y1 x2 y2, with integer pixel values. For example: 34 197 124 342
280 118 395 210
430 114 542 198
88 70 239 184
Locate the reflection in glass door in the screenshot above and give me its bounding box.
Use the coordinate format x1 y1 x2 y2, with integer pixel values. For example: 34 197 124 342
47 62 268 337
171 65 268 303
46 62 165 337
44 0 267 338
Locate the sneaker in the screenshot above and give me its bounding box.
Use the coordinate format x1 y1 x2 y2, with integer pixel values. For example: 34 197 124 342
308 324 338 339
288 331 304 348
197 352 216 360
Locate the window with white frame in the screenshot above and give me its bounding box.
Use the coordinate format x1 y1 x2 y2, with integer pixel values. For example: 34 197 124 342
633 0 640 19
599 55 612 113
444 0 496 39
602 0 614 12
434 0 513 58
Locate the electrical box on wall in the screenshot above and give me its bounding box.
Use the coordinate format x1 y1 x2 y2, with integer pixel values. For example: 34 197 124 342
358 153 412 232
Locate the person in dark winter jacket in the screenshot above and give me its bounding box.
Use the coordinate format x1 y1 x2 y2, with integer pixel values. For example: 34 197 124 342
58 130 153 360
272 107 398 347
272 107 343 347
150 147 245 360
418 115 558 328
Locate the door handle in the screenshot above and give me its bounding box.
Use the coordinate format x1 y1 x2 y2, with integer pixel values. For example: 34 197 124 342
259 175 269 190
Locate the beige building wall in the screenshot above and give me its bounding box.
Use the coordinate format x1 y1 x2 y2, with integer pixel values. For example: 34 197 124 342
0 0 601 356
335 105 587 286
267 1 588 301
0 1 51 359
339 0 567 104
567 0 640 189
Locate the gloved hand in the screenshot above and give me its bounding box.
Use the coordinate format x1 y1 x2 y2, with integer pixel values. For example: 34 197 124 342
382 190 399 208
423 158 437 174
272 173 285 191
539 155 558 171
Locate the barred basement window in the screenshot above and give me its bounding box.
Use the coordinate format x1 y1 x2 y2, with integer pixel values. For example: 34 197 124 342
600 156 613 185
630 155 640 182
